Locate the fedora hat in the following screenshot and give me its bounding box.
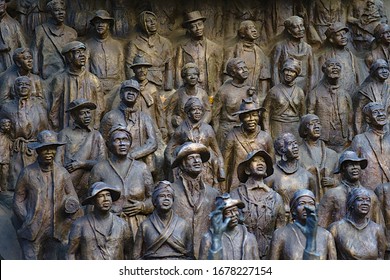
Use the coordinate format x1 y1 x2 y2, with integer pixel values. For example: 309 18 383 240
90 10 114 25
66 98 97 112
237 150 274 183
334 150 367 174
129 54 153 69
82 182 121 206
182 10 206 28
28 130 66 150
171 142 210 168
232 97 265 116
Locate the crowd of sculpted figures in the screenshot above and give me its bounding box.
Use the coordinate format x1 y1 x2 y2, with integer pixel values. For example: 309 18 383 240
0 0 389 260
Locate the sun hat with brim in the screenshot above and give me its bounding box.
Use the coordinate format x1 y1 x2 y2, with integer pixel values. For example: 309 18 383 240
28 130 66 150
333 150 368 174
171 142 210 168
82 182 121 206
129 54 153 69
61 41 86 55
90 10 114 25
289 189 315 211
215 193 245 211
182 10 206 28
237 150 274 183
232 97 265 116
66 98 97 112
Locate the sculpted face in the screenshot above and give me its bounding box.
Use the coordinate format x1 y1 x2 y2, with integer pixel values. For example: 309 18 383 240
183 67 199 86
37 146 57 166
121 87 139 105
247 155 267 178
145 14 157 33
16 52 33 71
73 108 92 128
155 190 174 212
376 65 390 81
133 66 148 81
233 61 249 81
70 48 86 67
188 20 204 39
0 0 6 15
352 194 371 216
342 161 361 183
287 18 305 39
324 61 342 79
283 134 299 160
241 111 259 132
94 19 110 35
110 131 131 156
330 30 348 47
306 117 322 140
381 30 390 44
367 105 387 127
242 22 258 40
51 4 66 24
283 68 298 83
293 196 315 222
94 190 112 212
188 105 204 123
181 153 203 175
15 78 32 99
223 206 240 228
0 119 11 133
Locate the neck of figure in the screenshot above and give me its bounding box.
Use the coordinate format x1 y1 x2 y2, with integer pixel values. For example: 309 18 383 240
157 208 172 223
185 84 197 95
68 64 84 75
306 137 320 146
94 208 111 220
97 31 109 40
349 211 367 227
327 76 339 86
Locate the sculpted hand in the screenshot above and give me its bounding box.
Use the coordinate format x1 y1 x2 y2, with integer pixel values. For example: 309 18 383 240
321 177 335 188
122 199 144 216
65 160 83 173
302 206 318 241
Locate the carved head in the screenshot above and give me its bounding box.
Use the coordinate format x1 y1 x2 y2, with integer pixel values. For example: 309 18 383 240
66 98 97 128
215 193 245 228
374 23 390 43
282 58 301 83
184 97 204 123
321 58 342 79
334 151 367 182
181 63 200 86
120 79 140 106
237 149 274 183
171 142 210 176
370 59 389 81
284 16 305 39
346 187 371 217
138 11 158 35
274 132 299 161
46 0 66 23
325 22 349 47
363 102 387 128
28 130 65 166
82 182 120 209
152 181 175 211
298 114 322 140
238 20 258 41
226 58 249 81
14 76 32 100
0 118 11 134
13 48 33 72
182 11 206 39
290 189 316 222
62 41 86 68
90 10 114 36
107 125 132 157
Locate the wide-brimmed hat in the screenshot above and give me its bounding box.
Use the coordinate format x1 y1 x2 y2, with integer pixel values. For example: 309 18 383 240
215 193 245 211
90 10 114 25
334 150 368 174
129 54 153 69
325 22 349 38
237 150 274 183
232 97 265 116
82 182 121 206
28 130 66 150
289 189 315 211
182 10 206 28
66 98 97 112
120 79 140 92
171 142 210 168
61 41 86 55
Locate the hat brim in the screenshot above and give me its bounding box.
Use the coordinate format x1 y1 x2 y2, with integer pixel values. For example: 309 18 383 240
333 158 368 174
171 145 210 168
28 142 66 150
237 150 274 183
90 16 114 25
82 188 121 206
182 17 207 28
129 63 153 69
231 107 265 116
66 102 97 112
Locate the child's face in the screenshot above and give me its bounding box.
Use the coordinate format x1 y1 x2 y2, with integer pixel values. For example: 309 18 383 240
0 120 11 133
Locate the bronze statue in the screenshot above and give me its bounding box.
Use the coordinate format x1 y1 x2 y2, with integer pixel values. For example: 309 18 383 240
48 41 105 131
31 0 77 80
223 20 270 102
0 47 45 104
133 181 195 260
0 0 27 73
213 58 259 148
126 10 173 91
100 79 158 175
13 130 81 259
329 187 386 259
365 23 390 68
317 23 361 97
374 182 390 259
175 10 223 97
354 59 390 134
14 0 48 37
350 102 390 191
317 150 384 228
307 58 354 152
263 57 306 144
223 98 274 192
0 118 12 192
85 10 125 102
166 63 211 138
67 182 133 260
55 98 107 201
89 125 154 241
199 193 259 260
230 150 285 259
298 114 339 201
269 189 337 260
0 76 48 190
265 133 317 221
164 97 225 189
271 15 315 93
170 142 220 259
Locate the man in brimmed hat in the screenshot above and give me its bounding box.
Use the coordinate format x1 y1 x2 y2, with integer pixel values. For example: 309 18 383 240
48 40 105 131
317 22 360 96
67 181 133 260
199 193 259 260
175 10 223 97
271 15 315 93
100 78 158 175
230 149 285 259
133 181 194 260
126 10 173 91
0 75 48 190
213 57 259 147
223 97 274 192
170 142 219 258
354 58 390 134
0 0 26 73
318 150 384 228
308 58 354 153
13 130 81 259
269 189 337 260
366 23 390 68
31 0 77 80
263 57 306 143
85 10 125 100
55 98 107 201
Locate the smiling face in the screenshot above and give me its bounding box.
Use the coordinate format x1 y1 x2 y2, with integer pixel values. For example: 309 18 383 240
247 155 267 178
283 68 298 83
240 111 259 132
181 153 203 176
330 29 348 47
352 194 371 216
323 60 342 79
94 190 113 212
375 65 390 81
366 104 387 127
187 105 204 123
155 190 174 212
15 78 32 99
37 146 57 166
16 51 33 72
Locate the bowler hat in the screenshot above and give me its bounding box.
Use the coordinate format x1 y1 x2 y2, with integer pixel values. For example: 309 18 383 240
237 150 274 183
232 97 264 116
182 11 206 28
66 98 97 112
28 130 66 150
90 10 114 25
129 54 153 69
82 182 121 206
171 142 210 168
61 41 86 55
334 150 368 174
